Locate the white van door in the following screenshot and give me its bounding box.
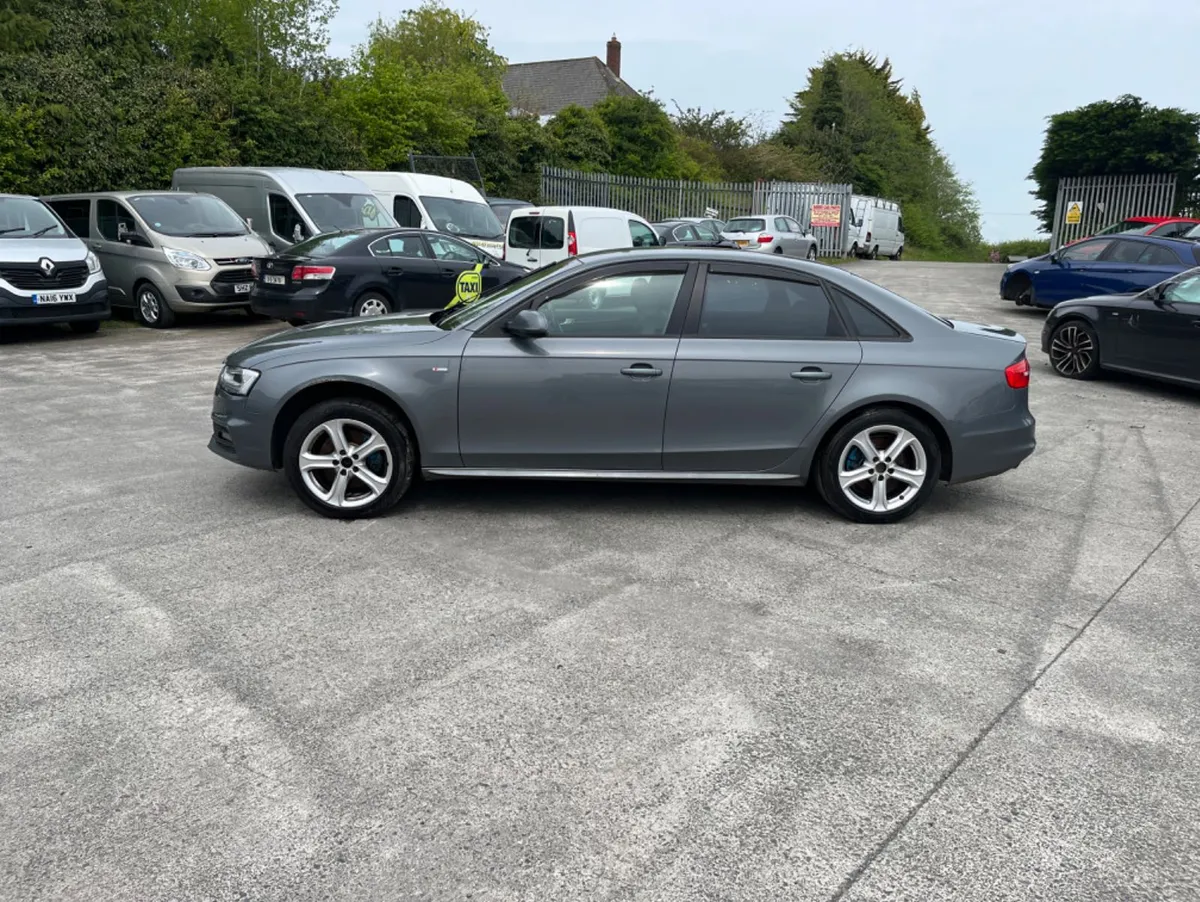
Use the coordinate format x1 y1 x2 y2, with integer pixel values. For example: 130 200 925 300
506 212 567 267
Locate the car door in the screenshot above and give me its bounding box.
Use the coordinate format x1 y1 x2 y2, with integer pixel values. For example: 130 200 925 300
662 263 863 472
786 217 815 256
773 217 796 256
93 198 149 306
1113 272 1200 381
457 262 694 470
1033 238 1115 304
629 219 659 249
369 233 444 310
507 213 565 268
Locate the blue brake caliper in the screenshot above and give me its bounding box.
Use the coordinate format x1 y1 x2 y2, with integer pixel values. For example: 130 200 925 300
845 446 865 471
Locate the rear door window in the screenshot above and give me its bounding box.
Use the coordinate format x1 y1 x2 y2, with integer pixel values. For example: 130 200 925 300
428 235 484 263
1106 239 1146 264
698 271 847 340
774 217 791 232
47 199 91 238
1137 244 1183 266
370 234 429 258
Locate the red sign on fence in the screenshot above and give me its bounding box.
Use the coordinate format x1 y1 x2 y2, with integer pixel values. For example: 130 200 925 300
810 204 842 228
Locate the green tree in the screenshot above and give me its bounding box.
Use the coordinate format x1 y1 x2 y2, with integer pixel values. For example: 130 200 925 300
546 105 612 172
470 111 555 200
593 92 686 178
1029 95 1200 232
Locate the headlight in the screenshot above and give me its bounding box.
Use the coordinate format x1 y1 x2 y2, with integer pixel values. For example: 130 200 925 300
85 251 101 274
218 364 260 396
164 247 212 272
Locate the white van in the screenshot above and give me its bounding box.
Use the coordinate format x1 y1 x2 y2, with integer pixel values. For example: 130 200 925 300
171 167 395 251
343 171 506 259
504 206 660 268
846 196 905 259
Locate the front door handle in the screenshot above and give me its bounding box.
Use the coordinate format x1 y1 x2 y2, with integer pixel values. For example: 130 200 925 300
791 368 833 382
385 266 404 275
620 364 663 378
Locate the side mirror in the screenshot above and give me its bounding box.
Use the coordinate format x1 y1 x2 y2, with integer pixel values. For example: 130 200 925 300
293 224 303 243
504 309 549 339
1047 251 1059 264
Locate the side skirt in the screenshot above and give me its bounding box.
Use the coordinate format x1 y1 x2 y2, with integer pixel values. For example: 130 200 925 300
422 467 805 486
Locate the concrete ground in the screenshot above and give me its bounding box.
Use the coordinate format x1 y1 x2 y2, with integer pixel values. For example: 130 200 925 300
1 263 1198 902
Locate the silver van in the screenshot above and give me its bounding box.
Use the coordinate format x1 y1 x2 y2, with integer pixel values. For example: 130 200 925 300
0 194 109 333
43 191 271 328
170 167 396 252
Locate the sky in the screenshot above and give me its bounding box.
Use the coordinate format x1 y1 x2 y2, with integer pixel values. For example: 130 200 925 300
327 0 1200 243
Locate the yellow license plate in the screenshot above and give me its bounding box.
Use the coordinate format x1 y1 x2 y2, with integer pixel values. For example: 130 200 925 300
735 240 748 247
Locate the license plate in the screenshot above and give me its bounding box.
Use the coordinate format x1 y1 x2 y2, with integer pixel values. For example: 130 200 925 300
33 291 77 305
735 240 748 248
264 275 285 285
234 282 253 294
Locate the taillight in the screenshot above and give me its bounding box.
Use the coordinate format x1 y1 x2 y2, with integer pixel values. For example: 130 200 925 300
1005 357 1030 389
291 265 336 281
866 231 872 242
757 234 773 244
568 231 578 255
250 260 259 277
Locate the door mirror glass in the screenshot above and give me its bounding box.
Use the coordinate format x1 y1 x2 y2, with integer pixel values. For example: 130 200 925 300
504 309 549 339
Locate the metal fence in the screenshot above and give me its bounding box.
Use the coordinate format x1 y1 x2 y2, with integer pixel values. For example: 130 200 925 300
540 166 856 255
1050 174 1179 250
753 181 853 257
409 154 485 192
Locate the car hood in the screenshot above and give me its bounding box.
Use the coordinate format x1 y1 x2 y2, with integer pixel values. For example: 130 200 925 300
947 319 1027 345
227 311 449 368
0 237 88 262
159 233 271 259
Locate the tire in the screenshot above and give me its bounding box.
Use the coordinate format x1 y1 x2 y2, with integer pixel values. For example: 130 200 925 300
869 245 880 260
1047 319 1101 380
849 243 859 259
353 292 391 317
135 283 176 329
814 408 942 524
69 320 101 334
245 309 271 321
890 247 903 261
773 246 784 255
806 245 818 261
283 399 416 520
287 318 306 327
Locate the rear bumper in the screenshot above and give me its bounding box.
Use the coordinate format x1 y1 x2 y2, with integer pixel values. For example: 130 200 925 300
948 410 1037 484
0 278 110 325
249 286 349 323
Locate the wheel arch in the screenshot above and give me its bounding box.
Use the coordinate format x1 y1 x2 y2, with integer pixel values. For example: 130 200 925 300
270 377 420 470
808 398 954 483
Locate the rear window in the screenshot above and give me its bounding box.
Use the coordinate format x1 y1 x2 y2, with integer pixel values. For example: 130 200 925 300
508 215 564 250
285 232 361 258
724 218 766 233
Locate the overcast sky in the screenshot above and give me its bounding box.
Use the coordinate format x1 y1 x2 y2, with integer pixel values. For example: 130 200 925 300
328 0 1200 242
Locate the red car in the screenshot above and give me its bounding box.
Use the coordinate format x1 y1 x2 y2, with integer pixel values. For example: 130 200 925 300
1092 216 1200 238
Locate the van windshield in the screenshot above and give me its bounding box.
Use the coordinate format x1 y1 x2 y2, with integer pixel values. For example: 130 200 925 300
0 197 70 238
420 196 504 241
129 194 249 238
296 193 396 232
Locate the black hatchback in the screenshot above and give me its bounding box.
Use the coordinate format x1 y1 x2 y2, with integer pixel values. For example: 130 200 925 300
250 228 530 324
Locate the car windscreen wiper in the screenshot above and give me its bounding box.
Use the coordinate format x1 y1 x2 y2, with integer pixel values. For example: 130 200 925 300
0 226 28 235
189 231 247 238
21 226 57 238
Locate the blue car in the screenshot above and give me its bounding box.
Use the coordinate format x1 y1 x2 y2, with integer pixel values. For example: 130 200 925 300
1000 234 1200 309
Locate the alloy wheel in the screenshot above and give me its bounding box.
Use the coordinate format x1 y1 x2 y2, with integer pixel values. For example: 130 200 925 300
139 290 161 324
358 297 389 316
837 426 927 514
298 418 394 509
1049 324 1094 377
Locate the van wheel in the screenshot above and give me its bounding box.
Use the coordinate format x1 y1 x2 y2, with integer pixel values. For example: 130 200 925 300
135 283 176 329
849 243 859 259
869 246 879 259
890 247 903 261
354 293 391 317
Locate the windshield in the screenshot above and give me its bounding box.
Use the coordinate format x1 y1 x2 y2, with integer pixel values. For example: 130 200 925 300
286 232 362 258
420 195 504 241
296 193 395 232
1096 220 1153 236
724 218 766 233
1183 224 1200 240
129 194 248 237
436 257 583 331
0 197 70 238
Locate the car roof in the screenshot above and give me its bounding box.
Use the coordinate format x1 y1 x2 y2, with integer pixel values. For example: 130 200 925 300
174 167 372 195
570 246 818 268
0 193 39 200
1127 216 1200 224
488 197 532 204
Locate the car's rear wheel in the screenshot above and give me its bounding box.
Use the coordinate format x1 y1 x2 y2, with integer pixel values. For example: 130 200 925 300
283 399 415 519
354 293 391 317
815 408 941 524
849 243 859 258
1048 319 1100 380
806 245 818 261
135 283 176 329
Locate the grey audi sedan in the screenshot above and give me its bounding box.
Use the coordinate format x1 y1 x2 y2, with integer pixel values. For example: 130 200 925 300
209 248 1036 524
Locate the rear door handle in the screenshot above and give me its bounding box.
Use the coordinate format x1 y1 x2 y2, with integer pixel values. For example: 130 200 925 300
620 364 663 378
385 266 404 275
791 368 832 382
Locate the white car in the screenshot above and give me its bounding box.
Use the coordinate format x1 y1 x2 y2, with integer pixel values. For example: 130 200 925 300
503 205 660 268
721 215 818 260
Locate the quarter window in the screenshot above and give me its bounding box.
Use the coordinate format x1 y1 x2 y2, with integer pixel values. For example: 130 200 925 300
698 272 847 340
1106 240 1145 264
829 286 902 339
269 194 308 243
673 224 699 241
48 199 91 238
1137 244 1181 266
693 221 718 240
536 271 685 337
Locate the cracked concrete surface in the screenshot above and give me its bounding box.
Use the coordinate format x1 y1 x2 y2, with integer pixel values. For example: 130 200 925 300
1 262 1198 901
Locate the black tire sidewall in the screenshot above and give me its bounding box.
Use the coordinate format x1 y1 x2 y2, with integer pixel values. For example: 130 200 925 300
1050 319 1100 380
817 408 942 524
283 398 414 519
136 283 175 328
354 293 391 317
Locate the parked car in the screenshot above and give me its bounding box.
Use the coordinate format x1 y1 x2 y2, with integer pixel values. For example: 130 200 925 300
652 220 736 248
0 194 109 333
721 216 818 260
486 197 534 233
171 168 395 251
1087 216 1200 240
249 228 528 324
1042 266 1200 388
1000 235 1200 308
672 216 727 237
344 171 506 259
504 206 660 268
44 191 270 328
847 196 905 259
209 248 1036 526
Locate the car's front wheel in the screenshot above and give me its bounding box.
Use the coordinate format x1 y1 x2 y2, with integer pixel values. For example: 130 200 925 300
806 245 818 261
283 399 415 519
1048 319 1100 380
815 409 941 524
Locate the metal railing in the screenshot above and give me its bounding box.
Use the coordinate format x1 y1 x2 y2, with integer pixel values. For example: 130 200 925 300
1050 174 1179 250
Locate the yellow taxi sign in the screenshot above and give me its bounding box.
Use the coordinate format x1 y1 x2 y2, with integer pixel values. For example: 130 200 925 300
1065 201 1082 226
445 263 484 309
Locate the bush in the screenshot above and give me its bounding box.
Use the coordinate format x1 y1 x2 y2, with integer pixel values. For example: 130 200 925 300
990 238 1049 261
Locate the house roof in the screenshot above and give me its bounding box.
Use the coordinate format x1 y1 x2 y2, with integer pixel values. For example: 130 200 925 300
502 56 638 117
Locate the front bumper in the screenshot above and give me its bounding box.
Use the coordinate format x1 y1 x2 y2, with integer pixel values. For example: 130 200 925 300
167 267 255 312
0 276 110 325
209 386 275 471
949 411 1037 484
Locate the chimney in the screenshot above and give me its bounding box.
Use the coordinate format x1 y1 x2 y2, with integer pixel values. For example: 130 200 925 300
606 34 621 78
